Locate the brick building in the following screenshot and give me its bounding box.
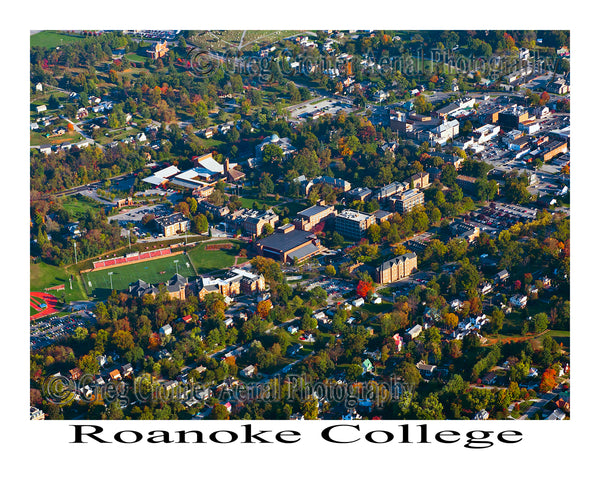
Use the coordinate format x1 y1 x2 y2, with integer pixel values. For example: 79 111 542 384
294 204 336 231
147 40 169 59
375 252 418 284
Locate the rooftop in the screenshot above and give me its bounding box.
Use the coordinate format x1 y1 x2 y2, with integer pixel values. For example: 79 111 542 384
256 229 317 252
337 209 374 222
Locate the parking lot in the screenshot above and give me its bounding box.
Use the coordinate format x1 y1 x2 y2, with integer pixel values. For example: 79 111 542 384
466 202 538 234
305 276 355 303
288 98 354 120
110 203 175 238
30 312 96 350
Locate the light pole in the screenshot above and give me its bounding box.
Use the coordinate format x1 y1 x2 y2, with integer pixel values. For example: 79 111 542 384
108 272 114 290
73 241 78 264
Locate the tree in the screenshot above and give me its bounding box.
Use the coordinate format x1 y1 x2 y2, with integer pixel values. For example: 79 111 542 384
301 397 319 419
356 280 374 298
258 173 275 198
210 404 230 420
367 224 381 243
256 300 272 319
414 393 445 420
324 264 336 277
397 362 421 388
531 313 548 333
193 214 209 234
539 368 557 393
111 330 134 354
443 312 459 329
347 363 364 382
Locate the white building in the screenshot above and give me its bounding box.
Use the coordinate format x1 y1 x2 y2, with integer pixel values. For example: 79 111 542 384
159 324 173 336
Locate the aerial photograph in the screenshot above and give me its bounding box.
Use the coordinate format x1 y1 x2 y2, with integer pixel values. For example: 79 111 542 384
29 29 570 421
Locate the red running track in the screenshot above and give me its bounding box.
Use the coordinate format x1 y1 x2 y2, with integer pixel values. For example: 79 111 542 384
30 292 59 320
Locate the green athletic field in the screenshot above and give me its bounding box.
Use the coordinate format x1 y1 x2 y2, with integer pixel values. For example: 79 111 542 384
84 253 196 298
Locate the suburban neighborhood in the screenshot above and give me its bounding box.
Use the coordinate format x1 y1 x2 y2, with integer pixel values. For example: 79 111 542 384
30 29 570 422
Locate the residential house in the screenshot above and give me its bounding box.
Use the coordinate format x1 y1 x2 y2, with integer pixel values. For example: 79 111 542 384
495 269 510 283
121 363 134 377
240 365 257 378
159 324 173 336
405 324 423 341
416 360 437 378
392 333 403 352
509 294 528 309
473 409 490 420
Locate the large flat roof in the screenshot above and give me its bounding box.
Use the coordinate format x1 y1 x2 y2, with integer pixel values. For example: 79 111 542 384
256 229 315 253
298 204 332 218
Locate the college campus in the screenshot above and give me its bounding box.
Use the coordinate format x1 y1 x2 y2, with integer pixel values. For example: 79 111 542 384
30 29 570 421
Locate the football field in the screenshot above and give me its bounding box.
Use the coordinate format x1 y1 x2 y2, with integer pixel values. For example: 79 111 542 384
84 253 196 297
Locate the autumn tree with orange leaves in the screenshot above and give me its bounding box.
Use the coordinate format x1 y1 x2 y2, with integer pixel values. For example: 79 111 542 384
539 368 557 393
257 299 272 319
357 280 374 298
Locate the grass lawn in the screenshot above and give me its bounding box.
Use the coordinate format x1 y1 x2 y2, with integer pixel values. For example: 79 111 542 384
198 138 225 149
279 200 309 218
238 187 281 209
361 302 394 315
546 329 570 349
30 262 88 302
187 240 244 274
84 253 196 298
30 130 84 146
30 31 86 49
30 305 39 316
125 53 148 63
61 194 102 220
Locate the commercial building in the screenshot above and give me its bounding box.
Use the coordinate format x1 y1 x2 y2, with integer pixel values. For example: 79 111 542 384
375 252 418 284
154 213 189 237
255 225 322 263
431 119 460 145
498 106 529 130
335 209 376 240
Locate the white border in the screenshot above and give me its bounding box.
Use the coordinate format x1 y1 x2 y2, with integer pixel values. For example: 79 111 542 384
6 1 598 477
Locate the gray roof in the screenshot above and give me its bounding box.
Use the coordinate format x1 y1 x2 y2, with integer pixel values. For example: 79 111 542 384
166 274 187 292
298 204 331 218
288 242 320 261
256 229 316 253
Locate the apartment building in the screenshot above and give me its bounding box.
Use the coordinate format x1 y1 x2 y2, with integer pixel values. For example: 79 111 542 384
375 252 418 284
